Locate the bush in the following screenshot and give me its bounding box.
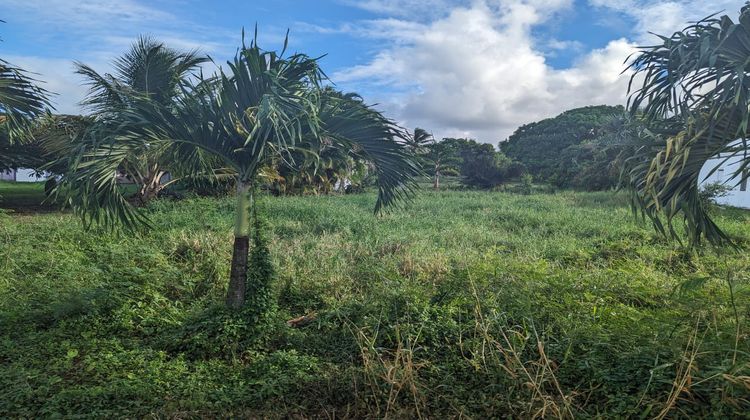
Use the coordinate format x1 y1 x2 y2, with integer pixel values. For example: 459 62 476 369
699 181 732 209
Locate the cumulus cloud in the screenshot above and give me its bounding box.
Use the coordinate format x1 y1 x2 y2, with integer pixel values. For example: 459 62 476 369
332 0 746 142
334 0 634 142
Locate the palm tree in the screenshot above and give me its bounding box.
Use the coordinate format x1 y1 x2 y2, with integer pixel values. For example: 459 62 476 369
405 127 433 154
63 33 419 309
72 36 210 204
625 4 750 246
0 58 52 169
262 89 374 196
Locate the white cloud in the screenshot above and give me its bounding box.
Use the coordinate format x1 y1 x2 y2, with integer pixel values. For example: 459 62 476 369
332 0 746 143
590 0 745 42
334 0 633 142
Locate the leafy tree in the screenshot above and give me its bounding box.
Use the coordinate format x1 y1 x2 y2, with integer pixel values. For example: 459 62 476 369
423 140 460 190
548 113 645 190
61 34 418 309
443 138 524 188
625 4 750 245
501 105 626 186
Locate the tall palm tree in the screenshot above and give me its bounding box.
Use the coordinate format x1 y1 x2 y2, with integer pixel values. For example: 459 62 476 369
625 4 750 246
63 34 419 309
71 36 210 204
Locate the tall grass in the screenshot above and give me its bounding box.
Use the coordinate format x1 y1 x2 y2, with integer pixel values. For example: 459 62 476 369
0 189 748 417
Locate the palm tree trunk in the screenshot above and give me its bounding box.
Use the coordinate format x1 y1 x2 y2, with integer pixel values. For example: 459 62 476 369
226 180 252 309
433 168 440 190
135 167 166 206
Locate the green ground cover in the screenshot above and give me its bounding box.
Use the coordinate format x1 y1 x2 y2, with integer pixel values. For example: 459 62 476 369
0 188 748 417
0 181 53 212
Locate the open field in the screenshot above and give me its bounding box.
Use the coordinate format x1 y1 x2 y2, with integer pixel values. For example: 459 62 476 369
1 188 749 417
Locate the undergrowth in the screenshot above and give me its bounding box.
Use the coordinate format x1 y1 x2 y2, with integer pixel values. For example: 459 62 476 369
0 190 748 418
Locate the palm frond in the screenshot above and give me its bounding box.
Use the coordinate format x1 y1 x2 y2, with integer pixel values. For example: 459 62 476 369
319 94 420 212
0 58 53 140
626 4 750 246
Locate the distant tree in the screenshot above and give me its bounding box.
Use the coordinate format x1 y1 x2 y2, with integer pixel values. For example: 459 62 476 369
500 105 626 188
625 4 750 246
29 114 91 172
442 138 525 188
423 140 460 190
405 128 433 154
548 113 645 190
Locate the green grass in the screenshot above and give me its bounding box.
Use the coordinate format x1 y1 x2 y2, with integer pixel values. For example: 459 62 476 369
0 181 55 212
1 190 748 417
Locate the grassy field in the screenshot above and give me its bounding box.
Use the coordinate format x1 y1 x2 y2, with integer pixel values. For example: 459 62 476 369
0 181 55 212
1 187 748 417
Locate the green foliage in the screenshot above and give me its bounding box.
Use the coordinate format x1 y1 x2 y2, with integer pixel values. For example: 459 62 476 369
625 4 750 246
246 205 276 318
0 58 53 140
1 189 748 417
513 173 534 195
501 105 627 189
698 182 732 212
0 56 53 170
441 137 526 188
59 33 417 233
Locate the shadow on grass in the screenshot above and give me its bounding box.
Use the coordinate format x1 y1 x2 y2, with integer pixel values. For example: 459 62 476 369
0 181 61 214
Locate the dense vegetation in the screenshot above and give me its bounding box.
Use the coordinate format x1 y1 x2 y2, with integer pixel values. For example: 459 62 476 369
1 182 748 418
409 134 526 190
501 105 627 190
3 4 750 418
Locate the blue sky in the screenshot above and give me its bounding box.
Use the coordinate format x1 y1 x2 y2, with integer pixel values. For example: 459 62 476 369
0 0 745 142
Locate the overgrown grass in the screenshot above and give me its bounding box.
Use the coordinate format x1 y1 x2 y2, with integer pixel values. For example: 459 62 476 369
1 190 748 417
0 181 54 212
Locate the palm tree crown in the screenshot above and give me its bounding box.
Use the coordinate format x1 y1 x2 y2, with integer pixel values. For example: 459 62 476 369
61 32 419 308
626 4 750 246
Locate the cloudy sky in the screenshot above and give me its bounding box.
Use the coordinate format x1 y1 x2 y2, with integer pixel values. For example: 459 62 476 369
0 0 745 143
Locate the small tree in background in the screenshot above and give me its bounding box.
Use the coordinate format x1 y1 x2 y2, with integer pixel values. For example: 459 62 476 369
405 127 433 155
442 138 525 189
423 140 460 190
